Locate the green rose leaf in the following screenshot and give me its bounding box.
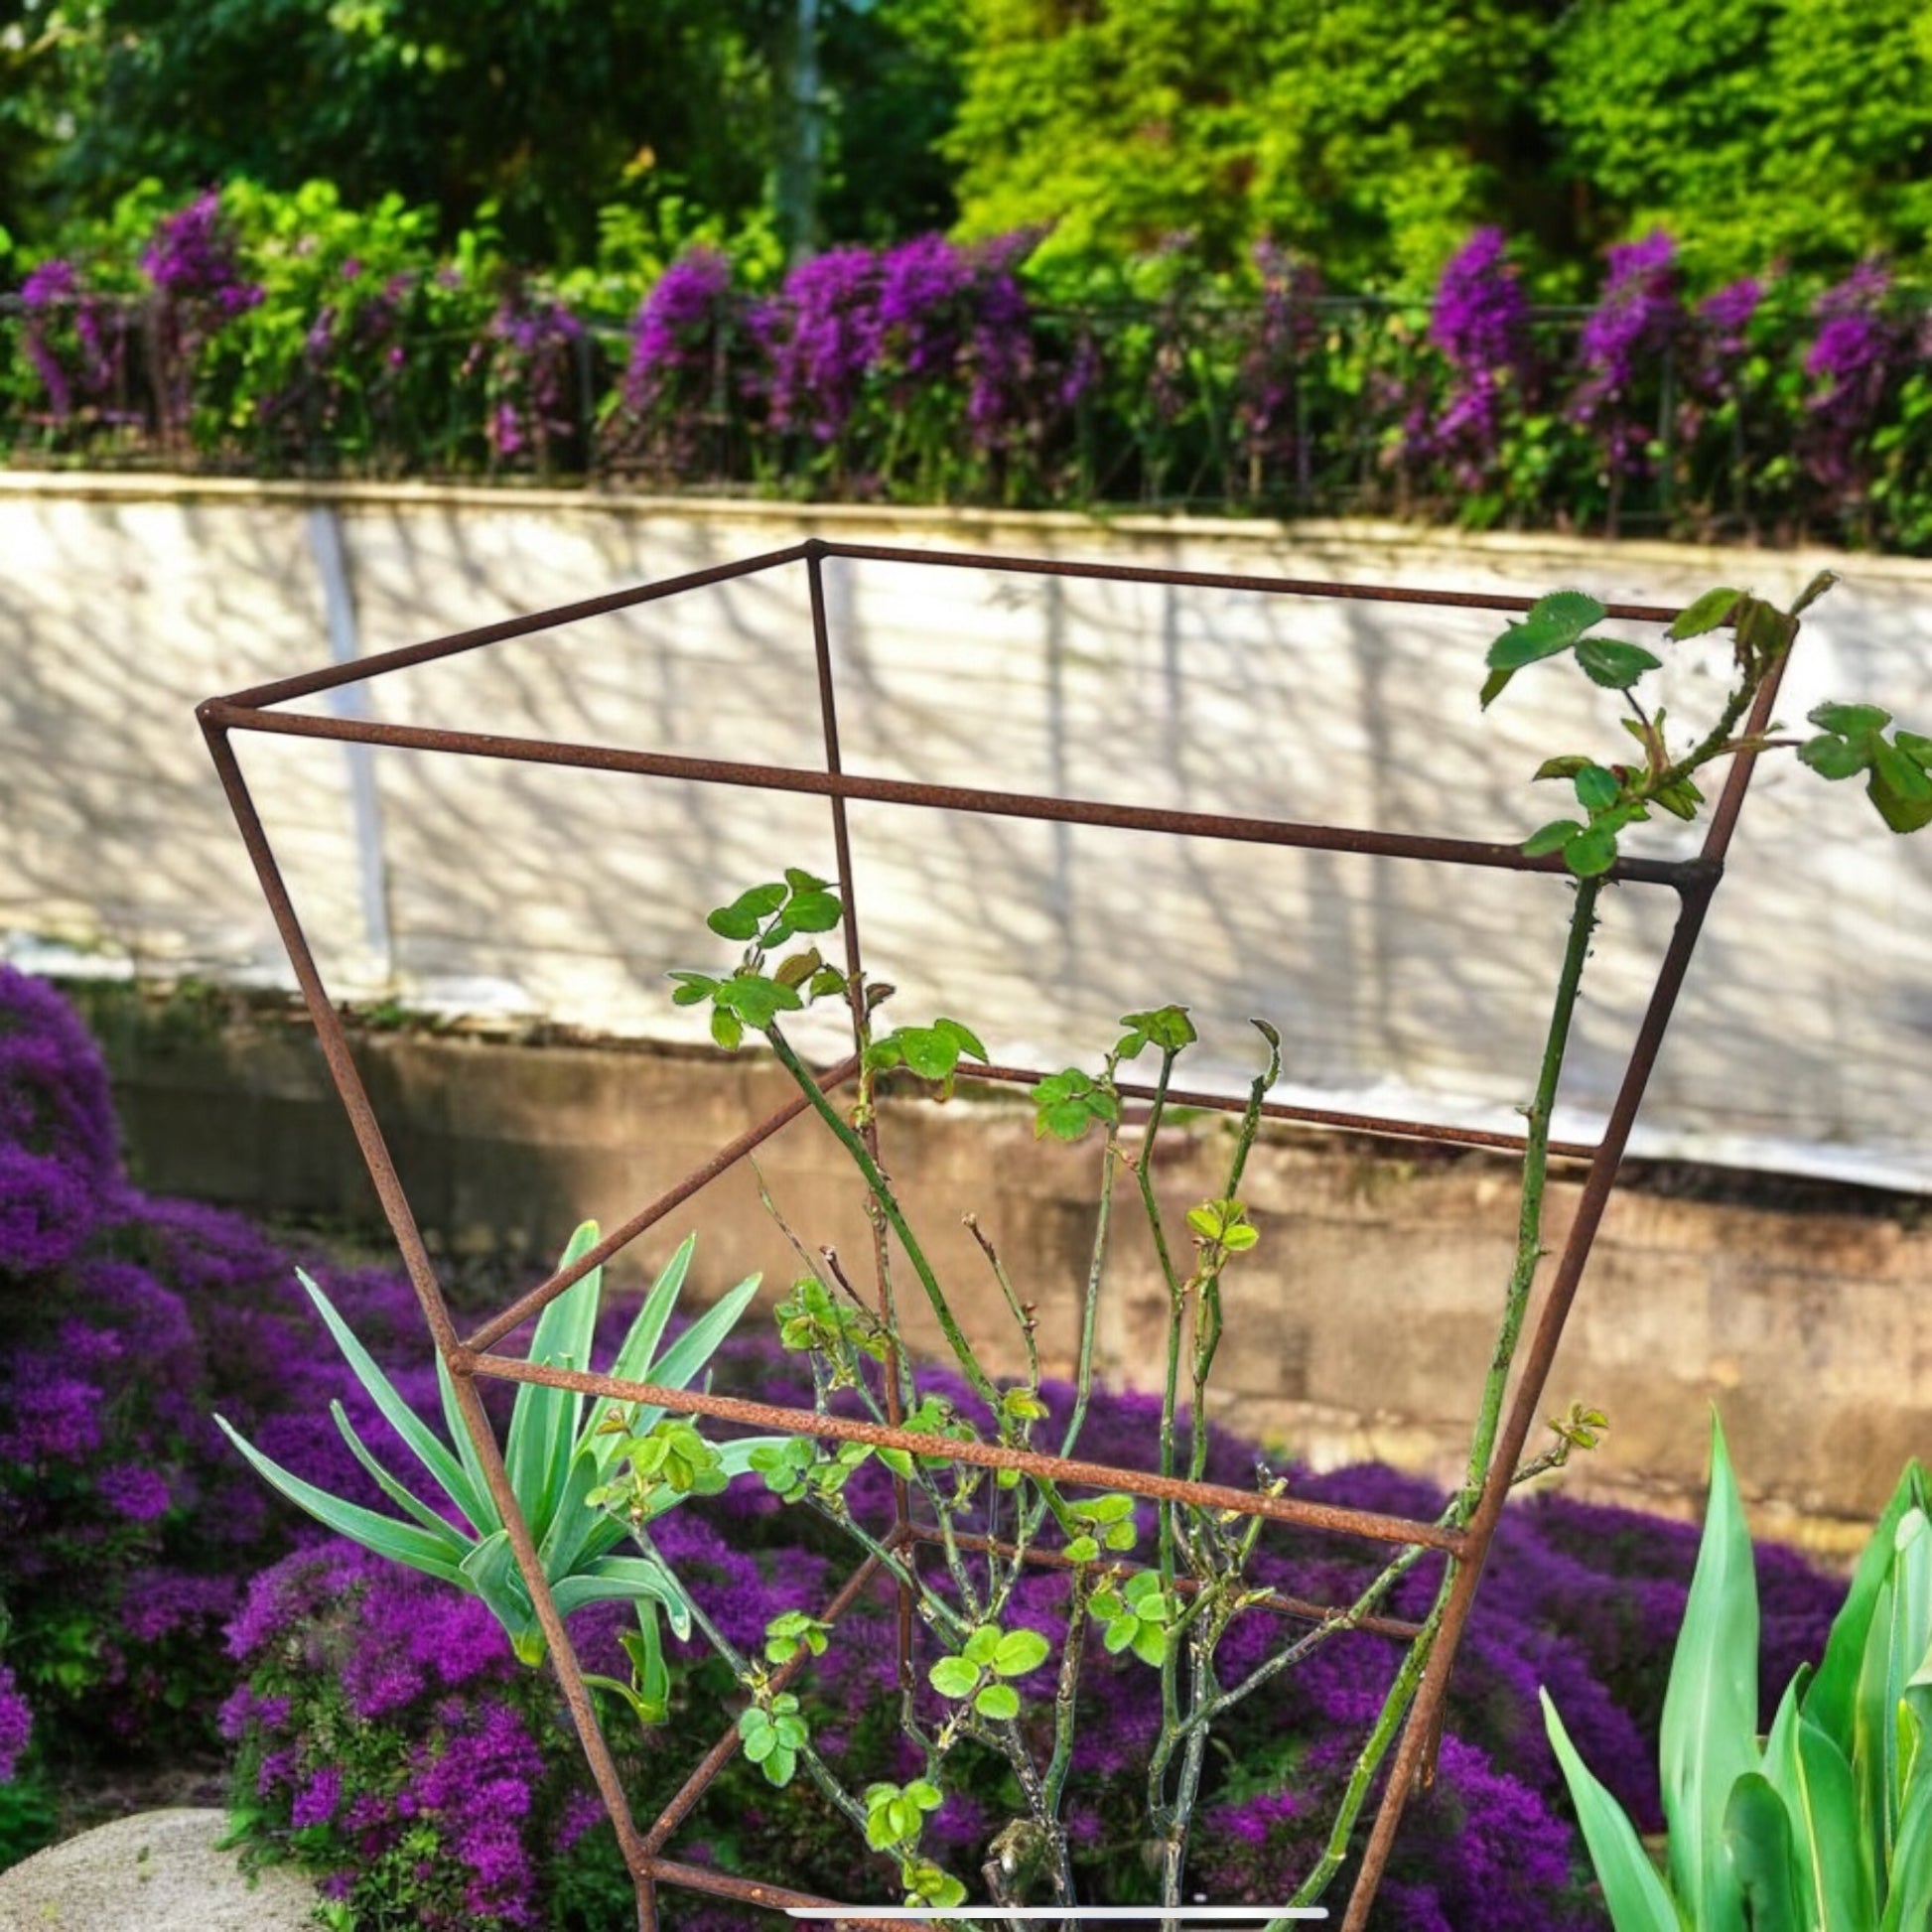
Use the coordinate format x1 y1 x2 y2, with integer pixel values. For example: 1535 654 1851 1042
1667 587 1742 639
772 948 822 989
1575 637 1663 691
1565 823 1621 878
929 1655 980 1700
975 1683 1022 1722
993 1629 1051 1676
1065 1534 1100 1563
1523 819 1584 858
1574 763 1621 812
1810 701 1891 738
961 1626 1002 1666
784 890 844 933
898 1027 962 1082
1800 735 1870 781
1870 740 1932 833
710 1008 744 1052
715 975 804 1029
707 883 786 940
1118 1006 1197 1055
1486 591 1606 672
934 1017 990 1062
668 971 718 1007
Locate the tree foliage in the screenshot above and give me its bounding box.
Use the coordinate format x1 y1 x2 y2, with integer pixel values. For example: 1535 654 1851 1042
2 0 1928 290
0 0 961 266
1548 0 1932 282
946 0 1932 289
944 0 1565 287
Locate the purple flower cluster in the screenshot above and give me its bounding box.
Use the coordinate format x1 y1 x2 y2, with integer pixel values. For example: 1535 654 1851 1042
622 248 733 414
1803 262 1902 494
1234 241 1325 481
1572 229 1684 481
745 233 1044 460
136 193 264 435
0 968 473 1781
468 290 585 465
1419 228 1532 487
141 193 264 318
756 245 885 445
609 248 735 477
225 1544 633 1929
16 259 135 429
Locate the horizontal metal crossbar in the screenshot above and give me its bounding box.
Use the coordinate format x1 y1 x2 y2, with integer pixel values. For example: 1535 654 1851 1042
458 1354 1468 1556
462 1053 862 1355
815 538 1683 626
198 698 1704 887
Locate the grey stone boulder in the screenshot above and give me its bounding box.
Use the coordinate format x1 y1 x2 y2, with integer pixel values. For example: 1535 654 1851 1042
0 1807 318 1930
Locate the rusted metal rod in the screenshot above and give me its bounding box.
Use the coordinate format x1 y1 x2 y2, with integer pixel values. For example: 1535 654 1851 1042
463 1354 1468 1555
199 697 1702 887
197 541 1770 1931
463 1054 862 1354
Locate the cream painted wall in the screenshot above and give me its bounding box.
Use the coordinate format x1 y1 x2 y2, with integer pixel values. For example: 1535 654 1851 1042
4 474 1929 1188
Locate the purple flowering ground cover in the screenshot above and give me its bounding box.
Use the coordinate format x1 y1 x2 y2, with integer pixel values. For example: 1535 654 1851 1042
0 965 1848 1925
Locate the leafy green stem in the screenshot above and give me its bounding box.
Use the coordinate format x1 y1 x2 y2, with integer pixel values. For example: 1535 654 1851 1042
764 1023 1002 1419
1458 874 1600 1503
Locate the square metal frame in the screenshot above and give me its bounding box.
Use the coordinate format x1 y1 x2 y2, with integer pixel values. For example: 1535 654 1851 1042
198 538 1788 1930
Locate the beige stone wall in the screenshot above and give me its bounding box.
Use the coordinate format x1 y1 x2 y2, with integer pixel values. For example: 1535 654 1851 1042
86 995 1930 1562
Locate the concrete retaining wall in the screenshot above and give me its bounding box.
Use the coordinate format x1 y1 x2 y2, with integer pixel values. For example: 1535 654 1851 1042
75 986 1931 1560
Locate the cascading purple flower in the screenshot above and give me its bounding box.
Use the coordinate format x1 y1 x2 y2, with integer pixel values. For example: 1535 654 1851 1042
1700 277 1763 360
137 192 264 434
468 291 585 465
621 247 734 417
1234 240 1324 480
0 1145 98 1276
1417 227 1531 487
756 244 883 444
0 964 122 1186
1572 228 1684 482
141 193 264 318
1802 261 1901 495
877 233 973 381
607 247 736 479
1675 275 1766 461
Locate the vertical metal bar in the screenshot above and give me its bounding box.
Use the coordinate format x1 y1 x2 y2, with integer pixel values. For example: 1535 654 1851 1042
802 540 919 1690
1344 646 1800 1924
198 712 658 1928
199 715 451 1346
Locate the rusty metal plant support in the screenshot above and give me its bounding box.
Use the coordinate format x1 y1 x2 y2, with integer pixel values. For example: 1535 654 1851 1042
197 539 1789 1931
